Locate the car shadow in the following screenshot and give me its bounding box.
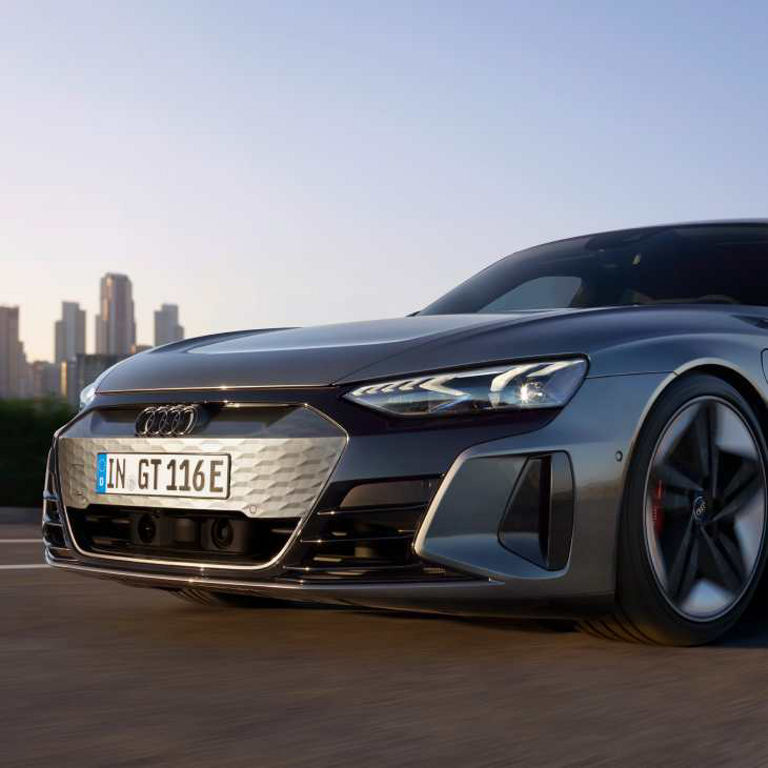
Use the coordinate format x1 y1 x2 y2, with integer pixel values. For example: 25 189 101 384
346 606 575 635
720 616 768 648
170 590 768 646
351 607 768 646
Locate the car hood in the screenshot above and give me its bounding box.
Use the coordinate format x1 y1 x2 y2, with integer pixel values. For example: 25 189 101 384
98 313 570 392
97 305 751 393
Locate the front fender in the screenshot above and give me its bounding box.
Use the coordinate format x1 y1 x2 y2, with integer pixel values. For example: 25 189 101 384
414 372 673 606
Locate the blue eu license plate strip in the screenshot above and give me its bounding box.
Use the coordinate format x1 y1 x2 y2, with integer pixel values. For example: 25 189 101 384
96 453 108 494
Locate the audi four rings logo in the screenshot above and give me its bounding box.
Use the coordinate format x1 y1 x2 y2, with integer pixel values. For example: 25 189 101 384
135 405 203 437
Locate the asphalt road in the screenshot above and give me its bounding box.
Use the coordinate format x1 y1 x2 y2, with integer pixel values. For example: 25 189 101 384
3 523 768 767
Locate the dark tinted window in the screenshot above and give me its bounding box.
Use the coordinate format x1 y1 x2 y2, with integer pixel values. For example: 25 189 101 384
421 224 768 314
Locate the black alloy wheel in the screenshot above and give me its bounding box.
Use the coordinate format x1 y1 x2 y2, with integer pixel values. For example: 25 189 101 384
581 374 768 645
645 396 765 621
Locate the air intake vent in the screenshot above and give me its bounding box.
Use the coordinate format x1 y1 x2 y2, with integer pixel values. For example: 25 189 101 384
280 478 473 583
498 453 574 571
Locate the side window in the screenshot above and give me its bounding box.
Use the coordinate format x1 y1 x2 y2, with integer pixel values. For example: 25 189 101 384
480 276 583 312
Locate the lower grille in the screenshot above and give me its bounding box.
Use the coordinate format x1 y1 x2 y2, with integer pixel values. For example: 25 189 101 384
279 478 473 583
68 506 299 566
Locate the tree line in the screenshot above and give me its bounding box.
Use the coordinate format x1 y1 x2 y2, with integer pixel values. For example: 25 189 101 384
0 399 74 507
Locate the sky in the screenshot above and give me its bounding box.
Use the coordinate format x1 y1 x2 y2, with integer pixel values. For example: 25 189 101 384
2 0 768 361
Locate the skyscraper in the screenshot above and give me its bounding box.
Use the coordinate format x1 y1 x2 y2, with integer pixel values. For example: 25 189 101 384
30 361 60 398
95 273 135 356
17 341 31 397
54 301 86 364
0 306 22 398
154 303 184 347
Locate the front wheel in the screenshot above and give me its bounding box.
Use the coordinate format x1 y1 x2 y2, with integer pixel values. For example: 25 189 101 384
581 374 768 645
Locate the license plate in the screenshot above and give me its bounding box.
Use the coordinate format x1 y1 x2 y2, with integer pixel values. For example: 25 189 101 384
95 453 230 499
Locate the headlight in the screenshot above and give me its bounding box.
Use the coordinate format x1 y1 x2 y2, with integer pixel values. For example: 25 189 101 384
79 381 98 410
344 358 588 417
78 367 114 411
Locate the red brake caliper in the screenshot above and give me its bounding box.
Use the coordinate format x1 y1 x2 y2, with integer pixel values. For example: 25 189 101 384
652 480 665 535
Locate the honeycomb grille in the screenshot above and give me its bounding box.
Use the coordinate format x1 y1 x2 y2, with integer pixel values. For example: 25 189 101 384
56 409 346 521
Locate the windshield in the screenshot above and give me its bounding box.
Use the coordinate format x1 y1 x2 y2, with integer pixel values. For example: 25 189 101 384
421 224 768 314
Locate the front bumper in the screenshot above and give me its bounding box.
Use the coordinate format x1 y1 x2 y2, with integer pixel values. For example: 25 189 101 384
44 373 671 618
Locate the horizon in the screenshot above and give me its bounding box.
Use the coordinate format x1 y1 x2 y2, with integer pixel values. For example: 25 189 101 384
4 1 768 361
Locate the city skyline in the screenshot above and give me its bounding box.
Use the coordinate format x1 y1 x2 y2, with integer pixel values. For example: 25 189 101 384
5 4 768 364
0 272 184 401
4 274 184 364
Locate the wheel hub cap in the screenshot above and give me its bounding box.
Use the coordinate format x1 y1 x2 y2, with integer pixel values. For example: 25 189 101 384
692 495 708 522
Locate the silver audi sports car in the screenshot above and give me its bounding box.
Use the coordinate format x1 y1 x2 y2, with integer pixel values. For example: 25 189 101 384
44 221 768 645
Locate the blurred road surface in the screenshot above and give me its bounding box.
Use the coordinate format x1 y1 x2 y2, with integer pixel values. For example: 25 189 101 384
2 523 768 767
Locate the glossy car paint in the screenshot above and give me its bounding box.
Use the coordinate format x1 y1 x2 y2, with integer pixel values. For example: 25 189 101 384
44 223 768 619
87 305 768 391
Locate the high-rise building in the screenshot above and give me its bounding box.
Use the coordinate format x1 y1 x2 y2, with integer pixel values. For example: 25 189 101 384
95 273 135 356
17 341 32 398
154 303 184 347
30 361 60 398
54 301 86 364
0 306 22 398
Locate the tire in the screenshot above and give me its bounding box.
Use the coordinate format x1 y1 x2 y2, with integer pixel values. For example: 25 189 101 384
580 374 768 645
170 588 284 609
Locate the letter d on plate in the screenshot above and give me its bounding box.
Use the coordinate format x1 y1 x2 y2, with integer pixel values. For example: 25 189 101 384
95 453 108 494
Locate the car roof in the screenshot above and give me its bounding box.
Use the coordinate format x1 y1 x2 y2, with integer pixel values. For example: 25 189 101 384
529 219 768 251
